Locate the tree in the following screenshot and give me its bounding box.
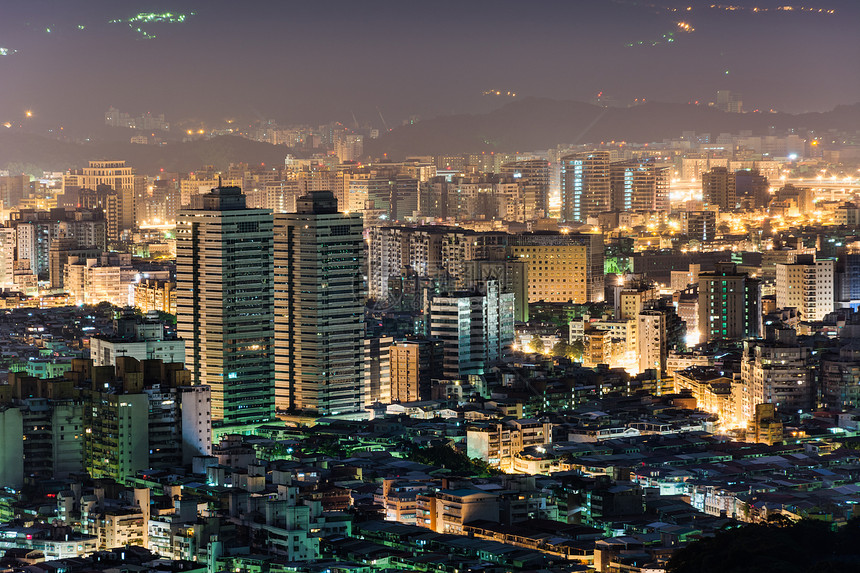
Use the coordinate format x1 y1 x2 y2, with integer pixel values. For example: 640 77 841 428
529 337 546 354
568 340 585 361
405 443 502 477
551 341 572 358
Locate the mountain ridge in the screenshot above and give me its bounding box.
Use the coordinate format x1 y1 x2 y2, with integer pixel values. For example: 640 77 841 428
366 98 860 158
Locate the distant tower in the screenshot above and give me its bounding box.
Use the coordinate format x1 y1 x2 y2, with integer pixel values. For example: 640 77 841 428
610 160 671 212
80 160 136 233
702 166 737 211
500 159 551 220
176 186 275 426
273 191 365 416
560 151 611 222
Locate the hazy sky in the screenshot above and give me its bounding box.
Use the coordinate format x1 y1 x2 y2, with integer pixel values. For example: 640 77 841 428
1 0 858 131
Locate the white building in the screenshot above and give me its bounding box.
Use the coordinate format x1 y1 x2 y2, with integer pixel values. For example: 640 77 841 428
775 255 834 322
0 226 15 289
430 281 514 379
638 310 667 374
64 256 136 307
91 321 185 367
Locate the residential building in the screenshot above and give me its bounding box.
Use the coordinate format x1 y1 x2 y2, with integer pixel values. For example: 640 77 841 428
702 167 736 211
560 151 611 222
430 280 514 378
389 338 444 403
698 262 761 342
775 255 835 322
609 160 670 212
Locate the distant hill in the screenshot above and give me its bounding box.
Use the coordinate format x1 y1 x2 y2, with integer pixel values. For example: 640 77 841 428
366 98 860 158
0 133 298 175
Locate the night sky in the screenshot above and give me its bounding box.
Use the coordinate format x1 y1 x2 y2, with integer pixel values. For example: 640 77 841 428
0 0 857 130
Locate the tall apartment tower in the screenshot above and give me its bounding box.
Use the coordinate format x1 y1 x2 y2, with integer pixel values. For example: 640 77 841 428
775 255 835 322
560 151 611 222
638 310 667 375
273 191 365 416
176 186 275 427
698 262 761 342
701 167 736 211
430 280 514 379
609 160 671 212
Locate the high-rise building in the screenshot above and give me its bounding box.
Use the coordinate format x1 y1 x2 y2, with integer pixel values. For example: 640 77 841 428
79 186 122 241
638 307 685 376
701 167 736 211
364 336 394 406
560 151 611 222
273 190 365 416
698 262 761 342
507 232 604 303
177 186 274 426
500 159 550 220
430 280 514 379
742 328 812 416
70 357 211 481
680 211 716 242
822 345 860 411
0 226 15 289
78 160 136 232
775 255 835 322
609 160 670 212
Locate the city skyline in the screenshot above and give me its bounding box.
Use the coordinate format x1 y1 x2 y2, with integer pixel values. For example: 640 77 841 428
2 1 860 570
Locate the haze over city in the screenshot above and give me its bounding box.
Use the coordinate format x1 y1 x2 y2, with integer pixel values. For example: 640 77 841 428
1 0 859 131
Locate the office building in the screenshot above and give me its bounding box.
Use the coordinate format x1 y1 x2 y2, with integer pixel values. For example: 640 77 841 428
508 232 604 303
177 186 275 426
273 191 365 416
560 151 611 222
